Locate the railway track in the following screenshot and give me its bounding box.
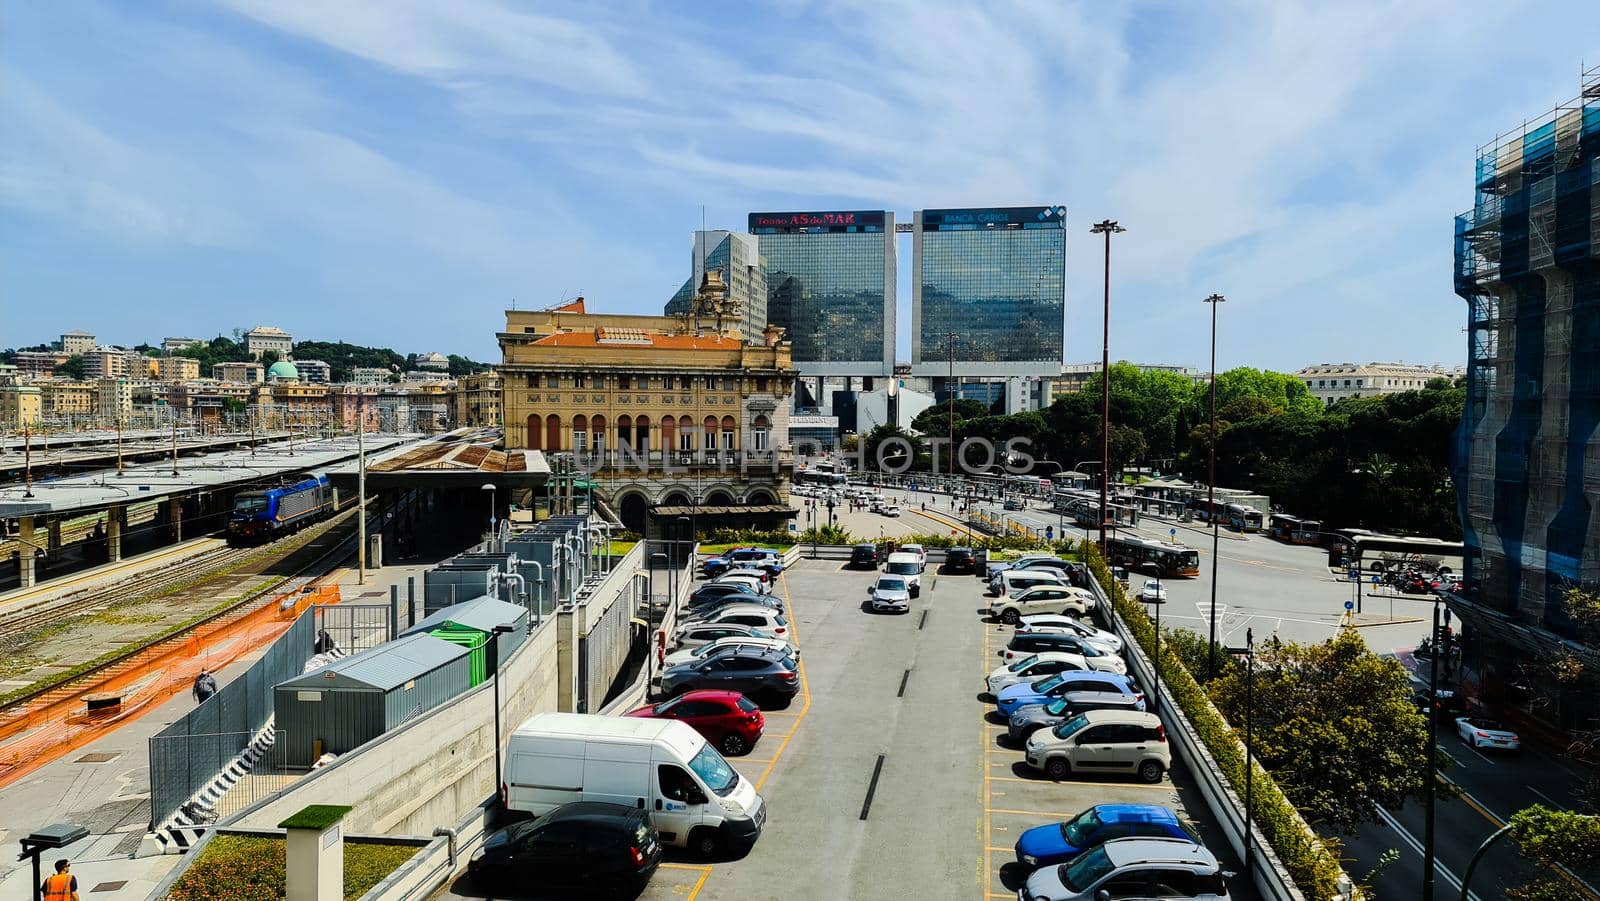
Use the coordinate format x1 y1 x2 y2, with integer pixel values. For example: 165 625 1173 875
0 511 359 716
0 510 351 643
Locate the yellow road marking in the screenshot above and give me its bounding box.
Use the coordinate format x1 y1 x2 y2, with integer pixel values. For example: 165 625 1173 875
685 864 713 899
755 574 809 792
659 863 713 871
987 807 1080 818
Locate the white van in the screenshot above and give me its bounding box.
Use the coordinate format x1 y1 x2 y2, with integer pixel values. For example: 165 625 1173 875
504 712 767 857
884 552 923 596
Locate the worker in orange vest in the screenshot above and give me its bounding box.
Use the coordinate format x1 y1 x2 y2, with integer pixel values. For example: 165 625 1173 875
41 859 79 901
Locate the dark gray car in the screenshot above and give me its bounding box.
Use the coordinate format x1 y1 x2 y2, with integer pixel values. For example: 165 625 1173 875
684 591 786 617
660 648 800 708
1008 690 1144 742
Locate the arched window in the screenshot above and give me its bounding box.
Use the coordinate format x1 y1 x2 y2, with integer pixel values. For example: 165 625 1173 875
571 414 588 454
660 416 677 453
720 415 736 451
702 416 717 452
616 415 633 454
545 414 561 451
525 414 542 450
753 414 770 452
591 414 607 455
634 415 650 453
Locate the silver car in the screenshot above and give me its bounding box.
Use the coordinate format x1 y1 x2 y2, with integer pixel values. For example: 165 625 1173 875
1008 691 1146 743
869 575 912 614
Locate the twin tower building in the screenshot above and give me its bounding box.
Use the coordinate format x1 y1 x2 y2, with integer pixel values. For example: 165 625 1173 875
663 207 1067 407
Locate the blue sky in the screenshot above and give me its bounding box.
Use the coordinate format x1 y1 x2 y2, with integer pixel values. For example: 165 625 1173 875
4 2 1598 371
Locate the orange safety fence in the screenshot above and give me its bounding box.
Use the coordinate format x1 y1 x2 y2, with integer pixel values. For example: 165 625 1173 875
0 583 342 787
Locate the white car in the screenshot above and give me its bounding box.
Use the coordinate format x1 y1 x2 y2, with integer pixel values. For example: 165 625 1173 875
868 575 912 614
899 544 927 572
663 635 797 667
711 573 771 595
989 585 1096 624
1016 615 1123 654
882 505 902 517
1019 837 1225 900
671 621 776 651
1139 580 1168 603
884 552 922 596
1455 716 1520 751
985 652 1090 695
676 604 791 639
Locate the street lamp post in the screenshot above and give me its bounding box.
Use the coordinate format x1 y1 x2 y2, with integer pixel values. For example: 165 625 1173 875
489 623 515 808
1225 628 1256 881
1203 292 1226 679
1090 220 1124 560
481 483 497 547
1423 594 1443 900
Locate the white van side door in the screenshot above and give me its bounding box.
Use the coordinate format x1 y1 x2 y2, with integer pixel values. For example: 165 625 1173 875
651 761 709 845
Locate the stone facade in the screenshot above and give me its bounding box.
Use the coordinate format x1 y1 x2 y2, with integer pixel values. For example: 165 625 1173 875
498 296 795 529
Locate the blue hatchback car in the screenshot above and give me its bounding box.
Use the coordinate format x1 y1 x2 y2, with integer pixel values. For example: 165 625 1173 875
1014 804 1195 869
995 671 1143 718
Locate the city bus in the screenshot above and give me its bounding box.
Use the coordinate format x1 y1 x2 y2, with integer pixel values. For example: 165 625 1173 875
1268 514 1302 542
1348 535 1465 574
1224 503 1264 533
795 465 847 489
1107 535 1202 578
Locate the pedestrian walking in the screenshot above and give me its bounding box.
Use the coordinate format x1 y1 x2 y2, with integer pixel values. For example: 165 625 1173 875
192 669 217 704
41 859 79 901
314 629 337 655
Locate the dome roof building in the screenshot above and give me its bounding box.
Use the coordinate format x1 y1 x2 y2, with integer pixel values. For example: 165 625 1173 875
266 361 300 382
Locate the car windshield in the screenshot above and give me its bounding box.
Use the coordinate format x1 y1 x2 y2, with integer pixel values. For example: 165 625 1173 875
687 743 740 796
1060 844 1115 892
879 577 906 590
1032 674 1067 692
888 562 918 575
1008 654 1039 673
1062 808 1103 846
1076 642 1100 657
1051 713 1091 740
1045 698 1072 716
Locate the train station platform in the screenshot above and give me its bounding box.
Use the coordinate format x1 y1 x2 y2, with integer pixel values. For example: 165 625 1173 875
0 429 291 480
0 433 418 590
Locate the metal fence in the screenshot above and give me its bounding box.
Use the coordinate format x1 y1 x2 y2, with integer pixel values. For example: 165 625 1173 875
148 609 316 829
313 603 393 655
147 728 294 823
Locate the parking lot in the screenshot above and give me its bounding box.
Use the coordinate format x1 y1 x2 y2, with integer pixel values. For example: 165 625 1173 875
633 556 1251 900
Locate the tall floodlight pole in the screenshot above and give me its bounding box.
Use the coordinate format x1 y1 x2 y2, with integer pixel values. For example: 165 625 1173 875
1089 220 1125 559
1203 293 1226 678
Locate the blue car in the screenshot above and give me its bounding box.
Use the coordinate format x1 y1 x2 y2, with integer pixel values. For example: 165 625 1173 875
702 547 784 578
995 671 1143 718
1014 804 1195 869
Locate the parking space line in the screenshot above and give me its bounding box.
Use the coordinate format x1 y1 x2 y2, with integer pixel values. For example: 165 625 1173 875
754 574 810 793
986 807 1079 818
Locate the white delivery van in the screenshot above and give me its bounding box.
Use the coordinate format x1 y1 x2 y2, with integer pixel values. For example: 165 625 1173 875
504 712 767 857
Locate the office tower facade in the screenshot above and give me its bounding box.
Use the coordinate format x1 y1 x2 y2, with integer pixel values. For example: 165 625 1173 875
664 230 768 345
749 210 896 377
911 206 1066 377
1451 64 1600 733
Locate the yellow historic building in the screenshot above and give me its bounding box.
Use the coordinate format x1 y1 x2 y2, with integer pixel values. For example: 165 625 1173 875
498 284 795 529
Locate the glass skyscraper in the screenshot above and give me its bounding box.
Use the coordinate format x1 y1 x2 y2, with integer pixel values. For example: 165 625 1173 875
749 211 895 376
663 231 768 345
912 206 1066 376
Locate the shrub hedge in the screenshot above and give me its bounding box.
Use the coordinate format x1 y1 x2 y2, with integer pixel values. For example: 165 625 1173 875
167 834 419 901
1080 540 1348 899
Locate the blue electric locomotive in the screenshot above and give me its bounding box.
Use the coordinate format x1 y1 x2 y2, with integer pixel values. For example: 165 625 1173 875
227 474 332 545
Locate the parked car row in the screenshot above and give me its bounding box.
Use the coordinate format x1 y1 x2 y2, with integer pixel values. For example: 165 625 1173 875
973 579 1234 900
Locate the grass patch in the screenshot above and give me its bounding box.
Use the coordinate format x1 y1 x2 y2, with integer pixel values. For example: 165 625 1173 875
166 834 419 901
607 540 638 556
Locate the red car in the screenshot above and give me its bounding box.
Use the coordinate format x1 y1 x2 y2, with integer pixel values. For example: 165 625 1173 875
624 689 764 756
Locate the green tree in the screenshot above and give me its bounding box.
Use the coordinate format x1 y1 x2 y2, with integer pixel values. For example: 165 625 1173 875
1207 629 1432 833
53 355 86 379
260 349 281 368
910 398 988 436
861 425 923 472
1503 805 1600 900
